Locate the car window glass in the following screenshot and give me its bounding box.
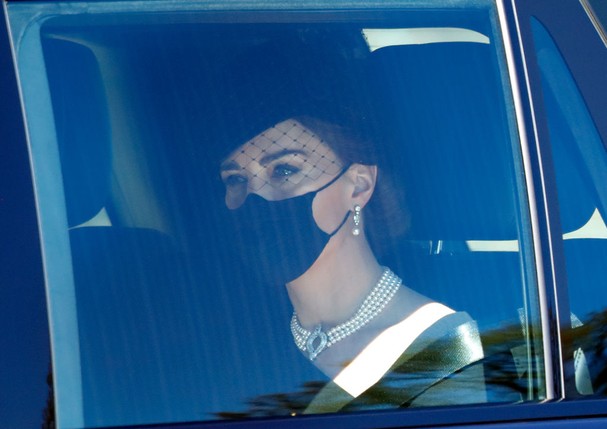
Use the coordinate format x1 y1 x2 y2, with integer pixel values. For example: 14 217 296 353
531 17 607 397
9 1 543 427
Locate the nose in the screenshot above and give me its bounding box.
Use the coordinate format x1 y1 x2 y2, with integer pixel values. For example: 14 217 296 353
227 173 277 209
225 186 248 210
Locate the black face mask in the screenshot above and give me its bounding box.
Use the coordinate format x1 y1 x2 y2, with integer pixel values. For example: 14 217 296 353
228 167 350 285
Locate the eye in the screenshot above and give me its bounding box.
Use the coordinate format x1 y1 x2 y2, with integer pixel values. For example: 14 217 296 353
223 174 248 187
272 164 300 180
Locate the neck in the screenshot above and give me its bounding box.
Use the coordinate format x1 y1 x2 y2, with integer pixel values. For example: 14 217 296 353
286 232 383 329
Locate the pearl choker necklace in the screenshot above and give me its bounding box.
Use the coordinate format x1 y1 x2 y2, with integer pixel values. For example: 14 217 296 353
290 267 401 361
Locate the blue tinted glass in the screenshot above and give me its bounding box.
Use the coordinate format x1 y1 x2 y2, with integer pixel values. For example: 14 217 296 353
10 2 539 427
532 17 607 396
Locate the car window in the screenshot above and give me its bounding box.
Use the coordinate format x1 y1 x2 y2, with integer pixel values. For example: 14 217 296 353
531 16 607 397
8 1 543 427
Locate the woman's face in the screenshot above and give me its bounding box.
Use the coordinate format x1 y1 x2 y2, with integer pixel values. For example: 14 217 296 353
220 119 344 210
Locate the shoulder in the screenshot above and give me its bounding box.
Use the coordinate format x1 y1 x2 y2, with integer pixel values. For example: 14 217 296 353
308 305 485 412
375 301 482 368
393 309 483 374
403 311 488 406
340 309 486 410
407 309 482 357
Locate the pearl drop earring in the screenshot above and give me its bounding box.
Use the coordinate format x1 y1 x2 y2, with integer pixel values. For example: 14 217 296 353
352 205 362 236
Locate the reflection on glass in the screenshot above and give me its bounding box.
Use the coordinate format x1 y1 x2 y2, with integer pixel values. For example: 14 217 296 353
9 1 539 426
532 17 607 397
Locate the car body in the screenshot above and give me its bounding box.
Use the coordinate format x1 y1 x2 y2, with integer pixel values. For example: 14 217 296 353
1 0 607 428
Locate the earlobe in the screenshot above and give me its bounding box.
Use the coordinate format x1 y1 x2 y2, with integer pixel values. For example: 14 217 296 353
350 164 378 207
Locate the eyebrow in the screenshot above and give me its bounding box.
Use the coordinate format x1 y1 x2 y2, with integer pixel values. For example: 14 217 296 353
220 160 241 173
220 148 308 172
259 149 307 166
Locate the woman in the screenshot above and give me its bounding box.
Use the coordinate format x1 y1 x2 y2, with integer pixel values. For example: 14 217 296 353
219 114 487 412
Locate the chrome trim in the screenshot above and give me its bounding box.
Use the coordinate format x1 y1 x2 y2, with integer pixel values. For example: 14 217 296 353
580 0 607 48
496 0 563 400
4 3 85 427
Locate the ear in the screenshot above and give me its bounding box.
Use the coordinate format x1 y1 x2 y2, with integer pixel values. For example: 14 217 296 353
349 164 377 208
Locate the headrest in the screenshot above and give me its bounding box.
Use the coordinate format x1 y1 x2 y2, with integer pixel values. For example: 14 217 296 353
371 43 518 240
43 37 112 227
533 19 597 233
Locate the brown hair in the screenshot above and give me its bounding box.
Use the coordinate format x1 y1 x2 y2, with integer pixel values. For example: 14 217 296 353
295 115 410 253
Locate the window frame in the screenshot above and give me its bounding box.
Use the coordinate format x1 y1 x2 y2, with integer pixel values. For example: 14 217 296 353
0 1 51 428
507 0 607 401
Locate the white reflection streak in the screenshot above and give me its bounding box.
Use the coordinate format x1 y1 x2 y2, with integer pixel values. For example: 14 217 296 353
333 303 454 398
362 28 490 52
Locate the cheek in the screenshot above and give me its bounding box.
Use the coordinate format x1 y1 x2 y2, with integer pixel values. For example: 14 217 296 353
311 187 349 234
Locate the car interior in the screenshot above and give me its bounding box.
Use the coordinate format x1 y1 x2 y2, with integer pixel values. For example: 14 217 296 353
33 9 569 426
